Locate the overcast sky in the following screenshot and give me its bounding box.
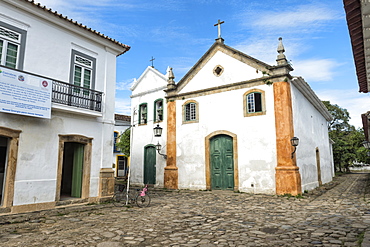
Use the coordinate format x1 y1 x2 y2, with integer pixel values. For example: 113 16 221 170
37 0 370 128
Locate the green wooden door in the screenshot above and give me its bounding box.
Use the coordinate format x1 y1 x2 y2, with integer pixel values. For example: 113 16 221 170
144 145 156 185
71 143 84 197
210 135 234 190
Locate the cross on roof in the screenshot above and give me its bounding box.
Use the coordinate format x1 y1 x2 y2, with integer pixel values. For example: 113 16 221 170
214 19 224 39
150 56 155 68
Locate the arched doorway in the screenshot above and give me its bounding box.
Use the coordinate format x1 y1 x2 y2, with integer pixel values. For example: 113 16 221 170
316 148 322 186
205 131 238 191
144 145 156 185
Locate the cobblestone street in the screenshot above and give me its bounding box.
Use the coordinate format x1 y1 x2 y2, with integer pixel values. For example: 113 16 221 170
0 173 369 247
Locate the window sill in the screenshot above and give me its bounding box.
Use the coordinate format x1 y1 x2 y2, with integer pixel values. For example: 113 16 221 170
244 111 266 117
182 120 199 124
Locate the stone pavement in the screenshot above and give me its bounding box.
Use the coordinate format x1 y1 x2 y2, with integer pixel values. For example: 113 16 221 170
0 173 369 247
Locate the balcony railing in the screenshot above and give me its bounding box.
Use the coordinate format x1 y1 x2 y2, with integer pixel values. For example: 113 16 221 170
0 65 102 113
52 80 102 112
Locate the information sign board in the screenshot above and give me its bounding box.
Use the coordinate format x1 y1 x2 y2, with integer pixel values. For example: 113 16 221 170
0 67 52 119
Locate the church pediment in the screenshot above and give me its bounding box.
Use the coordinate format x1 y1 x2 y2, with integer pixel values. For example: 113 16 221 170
174 42 275 95
130 66 167 95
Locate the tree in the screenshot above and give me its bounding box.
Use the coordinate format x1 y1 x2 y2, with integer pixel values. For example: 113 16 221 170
322 101 368 172
116 128 131 156
322 101 351 131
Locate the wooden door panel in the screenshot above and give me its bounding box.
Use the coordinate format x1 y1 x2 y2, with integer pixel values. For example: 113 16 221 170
210 135 234 190
144 146 156 185
71 143 84 198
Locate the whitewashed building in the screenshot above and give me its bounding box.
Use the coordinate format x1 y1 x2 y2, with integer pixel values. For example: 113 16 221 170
130 36 334 195
0 0 129 213
130 66 168 185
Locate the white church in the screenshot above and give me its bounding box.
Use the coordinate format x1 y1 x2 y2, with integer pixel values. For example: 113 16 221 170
129 28 334 195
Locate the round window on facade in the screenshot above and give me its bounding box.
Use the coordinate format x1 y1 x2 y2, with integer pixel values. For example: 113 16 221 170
213 65 224 77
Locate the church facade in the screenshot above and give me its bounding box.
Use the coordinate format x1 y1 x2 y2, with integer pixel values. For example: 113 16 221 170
130 37 334 195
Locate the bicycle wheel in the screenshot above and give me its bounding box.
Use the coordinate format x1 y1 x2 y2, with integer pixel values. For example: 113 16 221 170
136 193 150 207
112 192 126 207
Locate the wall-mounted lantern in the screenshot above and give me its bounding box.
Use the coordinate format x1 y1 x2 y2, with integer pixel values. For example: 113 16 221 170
153 124 167 159
155 142 167 159
153 124 163 137
290 137 299 159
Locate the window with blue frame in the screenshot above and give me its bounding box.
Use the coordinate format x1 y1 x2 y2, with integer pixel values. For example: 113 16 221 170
113 131 120 153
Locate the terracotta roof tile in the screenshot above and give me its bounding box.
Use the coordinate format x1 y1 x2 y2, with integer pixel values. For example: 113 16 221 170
115 114 131 122
343 0 368 93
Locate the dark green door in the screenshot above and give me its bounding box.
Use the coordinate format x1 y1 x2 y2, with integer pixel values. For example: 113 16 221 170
210 135 234 190
144 145 156 185
71 143 84 198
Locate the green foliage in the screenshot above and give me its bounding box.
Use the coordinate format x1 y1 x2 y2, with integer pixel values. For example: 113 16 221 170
116 128 131 156
322 101 369 172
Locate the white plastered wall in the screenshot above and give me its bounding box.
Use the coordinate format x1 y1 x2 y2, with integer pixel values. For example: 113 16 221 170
129 68 167 187
176 84 277 194
180 51 264 94
0 2 121 205
291 83 334 192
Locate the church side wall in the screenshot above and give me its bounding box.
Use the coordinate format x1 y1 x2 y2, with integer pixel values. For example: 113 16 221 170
129 89 167 187
291 84 334 192
175 84 277 194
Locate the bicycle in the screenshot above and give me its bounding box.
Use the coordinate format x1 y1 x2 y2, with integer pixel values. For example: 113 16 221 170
112 184 150 207
136 184 150 207
112 184 133 207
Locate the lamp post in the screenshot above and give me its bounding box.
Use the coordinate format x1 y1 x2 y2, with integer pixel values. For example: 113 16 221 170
153 124 167 159
290 137 299 159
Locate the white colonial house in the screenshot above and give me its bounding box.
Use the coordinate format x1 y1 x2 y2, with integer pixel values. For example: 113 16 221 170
0 0 129 213
129 36 334 195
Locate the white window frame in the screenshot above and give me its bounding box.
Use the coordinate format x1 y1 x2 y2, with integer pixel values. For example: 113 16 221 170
243 89 266 117
183 100 199 124
73 55 93 89
154 99 164 122
0 22 26 70
69 50 96 91
139 103 148 125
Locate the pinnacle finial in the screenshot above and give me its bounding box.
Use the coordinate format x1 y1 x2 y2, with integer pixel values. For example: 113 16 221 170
168 67 175 81
167 67 176 90
276 37 287 65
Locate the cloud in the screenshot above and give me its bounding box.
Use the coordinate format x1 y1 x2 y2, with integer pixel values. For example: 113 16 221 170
292 59 338 82
115 97 131 116
315 89 370 129
244 3 341 34
116 79 135 91
232 2 343 66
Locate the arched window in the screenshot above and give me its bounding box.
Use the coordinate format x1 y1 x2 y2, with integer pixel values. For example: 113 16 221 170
139 103 147 124
243 89 266 117
154 99 164 122
247 92 262 113
183 100 199 124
